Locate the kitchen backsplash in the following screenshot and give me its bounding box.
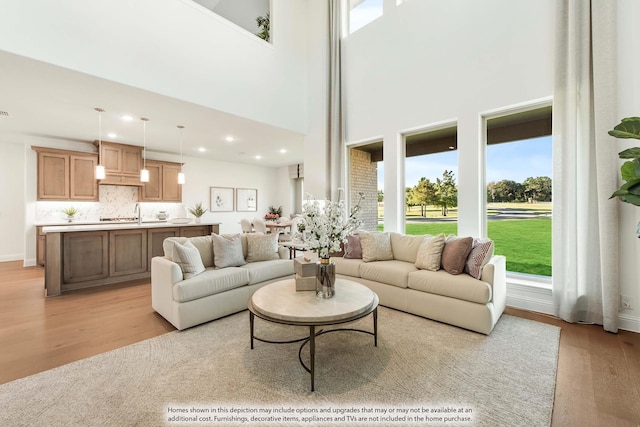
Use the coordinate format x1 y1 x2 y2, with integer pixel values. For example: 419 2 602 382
36 186 184 223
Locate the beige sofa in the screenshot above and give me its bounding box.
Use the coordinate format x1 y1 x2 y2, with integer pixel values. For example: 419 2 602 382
151 233 293 330
330 232 506 335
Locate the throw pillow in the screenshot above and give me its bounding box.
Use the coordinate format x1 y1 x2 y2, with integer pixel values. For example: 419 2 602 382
162 237 188 262
246 233 280 262
441 236 474 275
343 234 363 259
390 232 425 263
464 238 494 279
211 233 247 268
414 233 445 271
173 240 206 279
359 231 393 262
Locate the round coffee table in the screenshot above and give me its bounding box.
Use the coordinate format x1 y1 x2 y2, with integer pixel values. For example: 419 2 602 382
248 278 379 391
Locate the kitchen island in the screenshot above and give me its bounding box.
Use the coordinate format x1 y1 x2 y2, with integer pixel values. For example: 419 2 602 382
41 221 220 297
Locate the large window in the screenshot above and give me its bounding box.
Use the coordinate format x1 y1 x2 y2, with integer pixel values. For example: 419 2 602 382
486 107 552 277
404 126 458 236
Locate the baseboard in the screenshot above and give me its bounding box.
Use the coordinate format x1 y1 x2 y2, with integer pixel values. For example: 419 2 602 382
506 281 554 316
0 254 24 263
506 281 640 333
23 258 36 267
618 312 640 333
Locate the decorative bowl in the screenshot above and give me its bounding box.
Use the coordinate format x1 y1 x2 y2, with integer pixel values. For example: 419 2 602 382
168 218 193 224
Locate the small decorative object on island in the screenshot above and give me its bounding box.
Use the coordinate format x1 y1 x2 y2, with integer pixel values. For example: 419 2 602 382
608 117 640 237
188 202 207 224
300 189 364 299
62 207 78 223
265 205 282 222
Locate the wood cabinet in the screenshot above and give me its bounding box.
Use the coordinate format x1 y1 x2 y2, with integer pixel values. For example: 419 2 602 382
98 141 143 186
180 225 212 238
43 223 220 296
70 155 99 199
147 227 180 271
34 147 98 201
139 160 182 202
109 229 148 276
63 231 109 283
101 141 141 176
36 227 46 267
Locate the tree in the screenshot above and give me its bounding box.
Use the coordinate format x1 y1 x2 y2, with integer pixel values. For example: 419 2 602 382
434 170 458 216
412 177 436 216
489 179 522 202
377 189 384 203
523 176 552 202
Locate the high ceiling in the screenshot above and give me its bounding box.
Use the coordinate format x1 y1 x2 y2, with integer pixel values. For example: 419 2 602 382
0 50 305 168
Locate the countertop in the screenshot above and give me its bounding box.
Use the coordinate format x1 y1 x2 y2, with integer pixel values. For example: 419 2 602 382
41 221 220 233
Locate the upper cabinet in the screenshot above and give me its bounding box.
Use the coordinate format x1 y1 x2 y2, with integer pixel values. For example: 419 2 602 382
98 141 143 186
33 143 182 203
139 160 182 202
34 147 98 201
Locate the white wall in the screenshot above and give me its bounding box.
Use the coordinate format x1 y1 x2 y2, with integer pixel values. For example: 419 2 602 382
616 0 640 329
342 0 639 330
0 140 26 261
342 0 555 236
0 0 308 134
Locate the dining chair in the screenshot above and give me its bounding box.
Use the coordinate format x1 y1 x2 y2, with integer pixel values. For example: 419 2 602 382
278 215 301 242
240 218 253 233
252 218 268 234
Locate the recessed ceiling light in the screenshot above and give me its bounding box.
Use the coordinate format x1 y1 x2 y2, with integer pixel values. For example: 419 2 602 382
198 147 206 152
121 115 133 122
225 136 234 142
255 155 262 160
107 133 117 139
448 146 455 150
279 149 287 154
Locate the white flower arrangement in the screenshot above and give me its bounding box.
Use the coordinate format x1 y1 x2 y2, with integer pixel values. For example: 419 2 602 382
299 189 364 258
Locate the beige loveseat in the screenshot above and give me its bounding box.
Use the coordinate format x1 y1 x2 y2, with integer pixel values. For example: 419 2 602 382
151 233 293 330
330 232 506 335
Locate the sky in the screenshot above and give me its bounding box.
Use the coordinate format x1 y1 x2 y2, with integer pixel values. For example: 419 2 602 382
378 136 552 190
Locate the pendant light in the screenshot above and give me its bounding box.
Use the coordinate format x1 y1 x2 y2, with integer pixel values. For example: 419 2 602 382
177 125 185 185
140 117 150 182
95 108 106 180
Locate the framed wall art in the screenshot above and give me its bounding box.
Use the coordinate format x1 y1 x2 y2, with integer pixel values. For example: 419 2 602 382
210 187 234 212
236 188 257 212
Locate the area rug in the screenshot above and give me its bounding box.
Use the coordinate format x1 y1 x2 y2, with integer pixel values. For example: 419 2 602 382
0 308 559 426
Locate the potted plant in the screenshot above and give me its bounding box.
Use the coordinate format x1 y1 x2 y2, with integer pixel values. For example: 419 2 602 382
608 117 640 237
256 12 270 42
265 205 282 222
188 202 207 223
62 207 78 223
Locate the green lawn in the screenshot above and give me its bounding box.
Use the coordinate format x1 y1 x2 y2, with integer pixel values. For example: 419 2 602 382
377 218 552 276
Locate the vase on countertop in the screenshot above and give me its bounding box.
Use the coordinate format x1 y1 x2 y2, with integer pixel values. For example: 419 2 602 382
316 256 335 299
195 217 201 224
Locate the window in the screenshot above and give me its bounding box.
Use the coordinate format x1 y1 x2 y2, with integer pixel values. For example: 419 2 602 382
349 0 383 34
486 106 552 277
404 126 458 236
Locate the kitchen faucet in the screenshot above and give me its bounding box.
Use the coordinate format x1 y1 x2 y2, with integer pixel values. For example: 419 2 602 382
134 203 141 225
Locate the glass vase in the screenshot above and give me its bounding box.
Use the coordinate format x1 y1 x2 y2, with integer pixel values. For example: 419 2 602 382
316 257 336 299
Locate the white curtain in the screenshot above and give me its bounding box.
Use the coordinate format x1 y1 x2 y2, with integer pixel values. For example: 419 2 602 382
552 0 620 332
327 0 343 200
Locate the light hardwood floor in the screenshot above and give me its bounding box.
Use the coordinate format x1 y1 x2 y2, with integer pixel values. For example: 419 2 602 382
1 261 639 426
